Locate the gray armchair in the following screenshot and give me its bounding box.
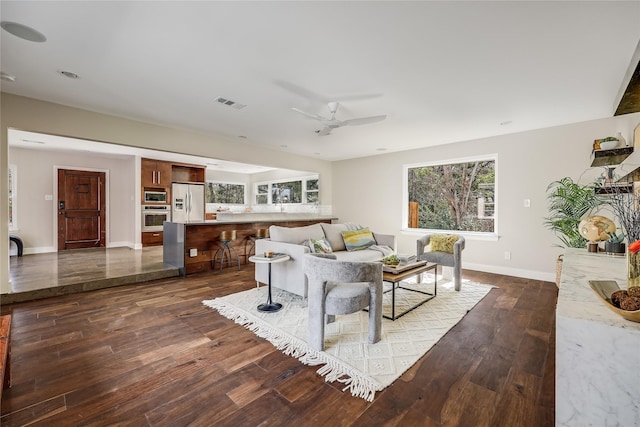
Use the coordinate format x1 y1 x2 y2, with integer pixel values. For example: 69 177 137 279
416 234 465 291
303 253 383 351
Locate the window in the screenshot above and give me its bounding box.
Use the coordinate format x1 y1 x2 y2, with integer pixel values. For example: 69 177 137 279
8 164 17 230
255 184 269 205
272 180 301 204
305 179 319 204
405 156 496 234
254 175 320 206
205 182 246 204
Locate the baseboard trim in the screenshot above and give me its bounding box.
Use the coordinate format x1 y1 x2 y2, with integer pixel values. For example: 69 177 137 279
23 246 57 255
107 241 134 248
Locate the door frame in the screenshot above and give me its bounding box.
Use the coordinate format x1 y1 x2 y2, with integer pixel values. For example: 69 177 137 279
53 165 110 251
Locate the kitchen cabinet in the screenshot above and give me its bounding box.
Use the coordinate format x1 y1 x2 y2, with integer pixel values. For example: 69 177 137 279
141 158 172 188
172 164 205 183
142 231 163 247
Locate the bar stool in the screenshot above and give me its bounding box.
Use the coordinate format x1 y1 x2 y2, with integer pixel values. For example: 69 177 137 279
244 228 270 263
212 230 241 272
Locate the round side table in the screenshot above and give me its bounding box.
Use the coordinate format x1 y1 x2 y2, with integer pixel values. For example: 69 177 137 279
249 254 290 312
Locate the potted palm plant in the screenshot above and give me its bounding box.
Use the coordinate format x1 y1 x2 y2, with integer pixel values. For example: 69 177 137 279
544 177 604 248
544 177 604 286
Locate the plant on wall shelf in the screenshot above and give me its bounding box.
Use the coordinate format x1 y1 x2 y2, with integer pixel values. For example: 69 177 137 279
544 177 604 248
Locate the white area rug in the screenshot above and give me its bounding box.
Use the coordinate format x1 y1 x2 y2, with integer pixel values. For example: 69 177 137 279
203 277 494 401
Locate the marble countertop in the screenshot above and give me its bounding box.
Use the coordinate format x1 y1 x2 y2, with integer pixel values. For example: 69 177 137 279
557 248 640 331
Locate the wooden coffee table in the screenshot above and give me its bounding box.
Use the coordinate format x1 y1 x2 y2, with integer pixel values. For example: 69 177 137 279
381 261 438 320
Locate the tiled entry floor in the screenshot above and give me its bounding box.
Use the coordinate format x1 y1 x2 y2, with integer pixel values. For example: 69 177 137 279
5 246 179 303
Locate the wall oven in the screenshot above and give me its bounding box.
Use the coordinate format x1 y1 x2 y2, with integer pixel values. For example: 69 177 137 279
144 190 168 204
142 205 171 231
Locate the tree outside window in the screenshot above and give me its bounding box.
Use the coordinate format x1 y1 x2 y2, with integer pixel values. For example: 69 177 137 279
406 157 496 233
205 182 245 204
254 175 319 206
272 181 301 204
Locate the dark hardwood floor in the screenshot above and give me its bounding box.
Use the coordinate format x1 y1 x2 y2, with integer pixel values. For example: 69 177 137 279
0 265 557 426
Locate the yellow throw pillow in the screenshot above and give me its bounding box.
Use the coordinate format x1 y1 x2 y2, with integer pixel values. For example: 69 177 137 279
429 234 459 253
341 227 376 252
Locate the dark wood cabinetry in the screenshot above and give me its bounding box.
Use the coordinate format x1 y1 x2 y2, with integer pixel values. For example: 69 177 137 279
141 158 172 189
171 164 205 183
142 231 164 246
141 158 206 247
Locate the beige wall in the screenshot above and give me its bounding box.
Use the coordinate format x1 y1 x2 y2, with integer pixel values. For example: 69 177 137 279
1 93 333 292
333 112 640 282
9 147 136 252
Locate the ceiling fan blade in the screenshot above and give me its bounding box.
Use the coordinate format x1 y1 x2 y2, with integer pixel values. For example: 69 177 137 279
292 107 327 121
342 115 387 126
316 127 333 136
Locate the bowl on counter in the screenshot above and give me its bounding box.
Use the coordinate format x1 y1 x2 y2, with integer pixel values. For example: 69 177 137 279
588 280 640 322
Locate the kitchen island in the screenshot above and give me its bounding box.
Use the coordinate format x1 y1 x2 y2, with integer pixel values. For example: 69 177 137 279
163 216 336 275
556 248 640 426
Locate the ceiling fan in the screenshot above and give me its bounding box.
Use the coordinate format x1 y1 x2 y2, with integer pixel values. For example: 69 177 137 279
292 102 386 136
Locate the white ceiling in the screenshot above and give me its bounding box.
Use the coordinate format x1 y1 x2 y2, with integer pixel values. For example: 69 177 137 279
1 1 640 162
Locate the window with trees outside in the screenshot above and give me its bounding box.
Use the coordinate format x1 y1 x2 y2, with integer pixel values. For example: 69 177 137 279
205 182 246 204
255 175 319 205
9 164 17 230
405 156 496 234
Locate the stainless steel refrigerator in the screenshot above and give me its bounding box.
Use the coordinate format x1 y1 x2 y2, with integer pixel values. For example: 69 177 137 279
171 183 205 223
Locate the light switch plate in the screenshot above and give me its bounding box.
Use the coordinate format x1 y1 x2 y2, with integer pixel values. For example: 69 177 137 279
189 248 198 257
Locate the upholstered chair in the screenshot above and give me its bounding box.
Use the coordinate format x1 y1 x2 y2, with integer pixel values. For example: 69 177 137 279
303 253 383 351
416 233 465 291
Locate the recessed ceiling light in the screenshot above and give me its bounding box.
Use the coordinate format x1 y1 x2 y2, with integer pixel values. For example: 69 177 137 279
0 21 46 42
376 148 387 151
0 72 16 82
500 120 512 126
58 70 79 79
280 145 288 148
237 135 247 139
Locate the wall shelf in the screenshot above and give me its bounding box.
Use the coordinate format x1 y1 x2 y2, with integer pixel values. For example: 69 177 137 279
595 182 634 194
590 146 633 167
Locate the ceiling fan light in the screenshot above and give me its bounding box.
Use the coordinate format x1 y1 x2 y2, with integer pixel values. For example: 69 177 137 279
1 21 47 42
0 71 16 82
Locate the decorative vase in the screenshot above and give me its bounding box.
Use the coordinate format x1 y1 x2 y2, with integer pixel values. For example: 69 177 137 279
629 250 640 288
615 131 627 147
605 241 625 255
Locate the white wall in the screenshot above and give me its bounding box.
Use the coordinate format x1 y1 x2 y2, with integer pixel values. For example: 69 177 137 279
333 113 640 282
9 147 136 252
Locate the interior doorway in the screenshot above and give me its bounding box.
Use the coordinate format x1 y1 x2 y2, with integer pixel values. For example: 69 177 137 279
57 169 106 250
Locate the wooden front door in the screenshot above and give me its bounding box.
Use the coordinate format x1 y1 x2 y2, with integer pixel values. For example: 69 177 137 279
58 169 106 250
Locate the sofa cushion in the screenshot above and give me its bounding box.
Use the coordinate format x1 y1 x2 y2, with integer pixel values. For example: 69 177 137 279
333 248 383 262
341 227 376 251
269 223 325 244
309 237 333 254
320 223 348 252
430 234 459 253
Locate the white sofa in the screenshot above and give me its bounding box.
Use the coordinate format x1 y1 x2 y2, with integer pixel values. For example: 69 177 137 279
255 222 396 298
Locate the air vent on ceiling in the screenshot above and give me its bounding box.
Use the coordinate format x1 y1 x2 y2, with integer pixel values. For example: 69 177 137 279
214 96 247 110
